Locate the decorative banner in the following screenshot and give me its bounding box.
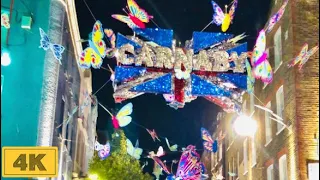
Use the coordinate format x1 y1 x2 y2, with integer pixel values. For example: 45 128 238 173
112 28 248 112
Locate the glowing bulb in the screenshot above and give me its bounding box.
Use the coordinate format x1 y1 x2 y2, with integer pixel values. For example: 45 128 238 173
233 115 257 136
1 52 11 66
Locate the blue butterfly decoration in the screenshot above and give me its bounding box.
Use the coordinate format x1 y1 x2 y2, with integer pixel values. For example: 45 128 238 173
39 28 65 64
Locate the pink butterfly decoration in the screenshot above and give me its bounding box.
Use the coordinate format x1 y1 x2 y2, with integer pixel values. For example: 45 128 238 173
265 0 288 33
146 129 161 142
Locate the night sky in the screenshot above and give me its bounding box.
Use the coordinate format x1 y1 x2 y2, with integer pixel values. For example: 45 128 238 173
75 0 271 177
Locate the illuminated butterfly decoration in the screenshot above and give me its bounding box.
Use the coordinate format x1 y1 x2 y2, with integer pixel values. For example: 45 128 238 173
126 139 143 160
79 21 106 69
146 128 161 142
174 145 204 180
265 0 288 33
246 59 255 94
153 162 164 179
111 102 133 129
1 13 10 29
201 128 219 153
95 141 111 160
165 138 178 152
152 156 171 175
148 146 165 158
211 0 238 32
249 29 273 83
104 29 117 58
112 0 153 29
287 43 319 71
39 28 65 64
141 161 148 170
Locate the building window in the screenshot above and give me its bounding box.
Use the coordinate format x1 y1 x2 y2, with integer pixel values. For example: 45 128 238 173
211 151 215 170
285 30 289 40
265 102 272 145
228 162 232 180
267 164 274 180
251 137 257 167
276 86 285 133
249 88 255 114
279 155 288 180
308 162 319 180
219 132 223 161
232 157 235 178
237 151 239 177
243 138 248 174
274 26 282 71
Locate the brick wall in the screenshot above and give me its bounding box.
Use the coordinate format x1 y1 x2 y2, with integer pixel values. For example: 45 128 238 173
254 0 300 179
204 1 319 179
291 0 320 179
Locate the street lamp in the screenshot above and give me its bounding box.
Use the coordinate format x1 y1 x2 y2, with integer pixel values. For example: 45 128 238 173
233 114 258 136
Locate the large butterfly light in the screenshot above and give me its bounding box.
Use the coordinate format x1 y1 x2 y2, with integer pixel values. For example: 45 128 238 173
126 139 143 160
111 102 133 129
112 0 153 29
250 29 273 84
171 145 205 180
39 28 65 64
211 0 238 32
287 43 319 71
95 141 111 160
79 21 106 69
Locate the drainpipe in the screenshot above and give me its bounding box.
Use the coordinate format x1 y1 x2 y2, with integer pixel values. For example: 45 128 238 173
6 0 14 46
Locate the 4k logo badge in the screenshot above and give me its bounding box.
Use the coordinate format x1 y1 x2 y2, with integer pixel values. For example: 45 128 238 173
2 147 58 178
